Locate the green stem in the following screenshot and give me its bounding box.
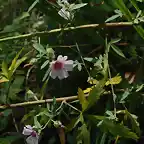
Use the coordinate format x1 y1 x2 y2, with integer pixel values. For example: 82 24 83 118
0 89 124 109
0 22 133 43
64 101 81 113
108 65 117 117
130 0 140 12
75 42 91 78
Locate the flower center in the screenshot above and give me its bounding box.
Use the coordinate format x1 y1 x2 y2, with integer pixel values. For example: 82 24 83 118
53 61 63 70
31 131 37 137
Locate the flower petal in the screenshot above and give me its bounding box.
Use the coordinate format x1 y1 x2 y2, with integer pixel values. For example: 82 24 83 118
50 70 59 79
26 125 33 130
50 61 55 68
26 135 39 144
57 55 63 61
23 126 33 136
57 70 69 80
63 56 68 60
64 60 73 71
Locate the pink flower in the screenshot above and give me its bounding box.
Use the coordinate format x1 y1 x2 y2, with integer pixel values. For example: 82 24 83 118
50 55 73 80
22 125 39 144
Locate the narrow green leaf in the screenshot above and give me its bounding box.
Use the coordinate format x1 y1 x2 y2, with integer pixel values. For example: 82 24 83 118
0 77 9 83
130 0 141 11
34 116 41 129
86 115 105 123
136 84 144 92
28 0 39 12
87 82 105 110
40 78 49 100
77 123 90 144
84 57 93 62
70 3 87 11
66 117 80 132
13 56 27 73
41 60 49 69
8 76 25 100
18 12 30 20
105 14 120 23
21 110 36 122
33 43 46 54
42 68 50 81
9 48 24 72
111 44 125 58
77 63 82 71
105 110 116 120
100 133 107 144
126 111 140 136
78 88 89 112
101 119 138 140
1 61 8 78
119 89 130 103
112 0 144 39
110 38 121 44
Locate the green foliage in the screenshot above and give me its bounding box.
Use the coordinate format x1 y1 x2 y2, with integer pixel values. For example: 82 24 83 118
0 0 144 144
0 136 21 144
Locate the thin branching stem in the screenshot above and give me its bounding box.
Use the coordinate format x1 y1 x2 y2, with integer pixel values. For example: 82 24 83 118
12 110 19 132
108 65 117 117
75 42 91 78
64 101 81 113
0 89 124 109
0 22 133 43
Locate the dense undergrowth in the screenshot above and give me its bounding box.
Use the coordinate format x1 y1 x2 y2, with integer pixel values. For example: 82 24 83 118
0 0 144 144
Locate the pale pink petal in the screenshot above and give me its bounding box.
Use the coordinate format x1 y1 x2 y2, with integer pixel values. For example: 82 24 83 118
50 61 56 70
63 56 68 60
26 135 39 144
64 60 73 71
26 125 33 130
50 70 59 79
57 55 63 61
23 126 33 136
57 69 69 80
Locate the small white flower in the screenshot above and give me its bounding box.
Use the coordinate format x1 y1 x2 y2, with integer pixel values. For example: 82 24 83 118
23 125 39 144
50 55 73 80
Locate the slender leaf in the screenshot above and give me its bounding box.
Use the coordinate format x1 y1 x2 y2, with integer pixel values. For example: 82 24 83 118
41 60 49 69
11 56 27 75
28 0 39 12
112 0 144 39
111 44 125 58
110 38 121 44
100 133 107 144
33 43 46 54
78 88 89 112
0 77 9 83
105 14 120 22
130 0 141 11
69 3 87 11
77 123 90 144
87 80 105 110
100 119 138 140
9 48 24 72
66 117 80 132
42 68 50 81
119 89 130 103
126 111 140 136
1 61 8 78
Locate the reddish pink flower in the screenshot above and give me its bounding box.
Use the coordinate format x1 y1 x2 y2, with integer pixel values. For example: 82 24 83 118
50 55 73 80
22 125 39 144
